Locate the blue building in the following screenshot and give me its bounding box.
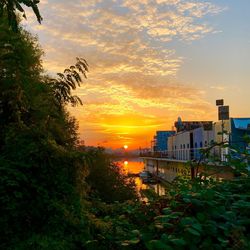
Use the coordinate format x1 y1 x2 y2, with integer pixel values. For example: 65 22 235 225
214 118 250 161
154 131 175 151
230 118 250 152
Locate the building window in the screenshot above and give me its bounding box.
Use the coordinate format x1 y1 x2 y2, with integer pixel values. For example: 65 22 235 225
187 144 189 148
195 142 197 148
183 144 185 149
200 142 203 148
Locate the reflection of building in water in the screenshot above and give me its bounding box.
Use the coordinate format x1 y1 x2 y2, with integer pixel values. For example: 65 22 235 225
143 158 189 183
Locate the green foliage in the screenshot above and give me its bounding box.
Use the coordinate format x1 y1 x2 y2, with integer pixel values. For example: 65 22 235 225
0 16 139 249
0 19 42 130
85 146 250 250
0 15 92 249
49 57 88 107
87 175 250 250
144 176 250 249
0 0 42 31
83 147 137 203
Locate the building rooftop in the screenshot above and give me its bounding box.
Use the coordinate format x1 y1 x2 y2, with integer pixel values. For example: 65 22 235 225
232 118 250 130
175 119 213 132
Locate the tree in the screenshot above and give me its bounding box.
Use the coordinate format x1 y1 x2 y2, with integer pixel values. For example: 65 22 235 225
0 0 42 31
49 58 89 107
84 147 137 203
0 15 91 249
0 15 43 148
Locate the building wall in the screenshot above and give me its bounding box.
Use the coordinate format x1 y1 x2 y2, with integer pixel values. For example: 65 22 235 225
155 131 175 151
213 120 231 159
173 131 190 161
143 158 234 182
193 127 214 160
213 118 250 158
230 118 250 152
214 120 231 143
167 135 175 158
144 159 190 182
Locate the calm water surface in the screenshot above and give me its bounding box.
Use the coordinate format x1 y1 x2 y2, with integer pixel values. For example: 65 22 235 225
116 158 166 196
116 158 146 191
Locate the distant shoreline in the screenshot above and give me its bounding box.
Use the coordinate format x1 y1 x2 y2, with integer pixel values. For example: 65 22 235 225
108 154 140 159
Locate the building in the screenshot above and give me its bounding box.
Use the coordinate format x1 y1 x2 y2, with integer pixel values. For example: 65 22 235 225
214 119 231 144
142 116 249 169
213 119 231 160
167 135 175 159
154 131 175 152
175 117 213 133
172 130 191 161
166 119 214 161
140 116 241 183
193 127 214 160
214 118 250 158
230 118 250 152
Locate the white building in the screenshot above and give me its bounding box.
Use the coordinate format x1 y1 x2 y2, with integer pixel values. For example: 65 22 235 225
167 127 214 161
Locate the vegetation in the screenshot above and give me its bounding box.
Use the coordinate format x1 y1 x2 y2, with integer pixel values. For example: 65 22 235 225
0 0 42 31
0 13 90 249
0 12 136 249
0 4 250 250
80 144 250 250
83 147 137 203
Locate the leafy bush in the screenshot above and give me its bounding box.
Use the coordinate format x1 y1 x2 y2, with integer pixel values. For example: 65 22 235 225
0 14 90 249
87 146 250 250
83 147 137 203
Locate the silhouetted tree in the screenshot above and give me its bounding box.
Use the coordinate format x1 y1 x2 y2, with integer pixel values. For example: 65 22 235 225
50 58 89 107
0 0 42 31
0 15 90 248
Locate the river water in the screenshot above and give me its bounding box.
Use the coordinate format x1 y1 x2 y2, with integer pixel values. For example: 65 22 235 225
116 158 166 196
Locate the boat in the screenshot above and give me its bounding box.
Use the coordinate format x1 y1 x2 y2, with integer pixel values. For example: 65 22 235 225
139 171 158 184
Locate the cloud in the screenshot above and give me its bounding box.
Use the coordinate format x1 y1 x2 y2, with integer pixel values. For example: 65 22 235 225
23 0 225 148
210 85 226 91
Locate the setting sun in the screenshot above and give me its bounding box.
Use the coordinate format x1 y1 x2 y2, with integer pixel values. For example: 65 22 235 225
124 145 128 149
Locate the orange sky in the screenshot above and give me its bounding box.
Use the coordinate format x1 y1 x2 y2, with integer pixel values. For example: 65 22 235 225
24 0 250 149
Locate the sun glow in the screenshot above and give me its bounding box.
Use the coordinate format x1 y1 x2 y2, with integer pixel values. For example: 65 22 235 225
124 145 128 149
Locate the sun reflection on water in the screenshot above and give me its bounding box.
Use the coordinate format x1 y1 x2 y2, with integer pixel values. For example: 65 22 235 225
118 159 166 196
